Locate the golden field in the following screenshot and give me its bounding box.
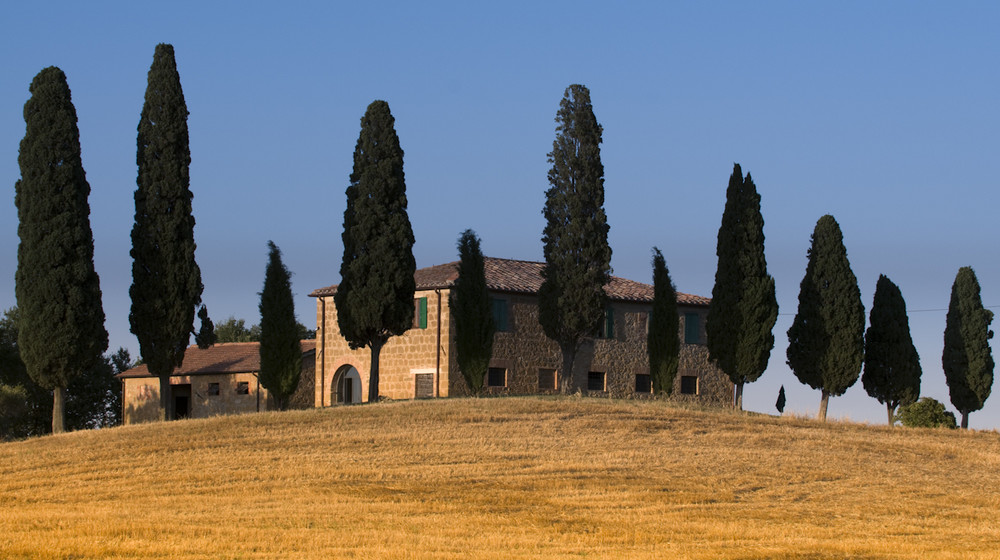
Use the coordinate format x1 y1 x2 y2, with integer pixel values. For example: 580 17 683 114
1 396 998 559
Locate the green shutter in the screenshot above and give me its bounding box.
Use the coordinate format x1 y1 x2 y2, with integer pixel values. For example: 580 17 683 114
491 298 508 332
418 297 428 329
684 312 699 344
604 307 614 339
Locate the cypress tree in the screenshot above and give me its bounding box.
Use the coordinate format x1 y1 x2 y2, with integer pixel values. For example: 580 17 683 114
14 67 108 433
942 267 994 429
706 164 778 410
451 230 494 394
648 247 679 395
258 241 301 411
539 84 612 393
129 44 203 421
775 385 786 414
862 274 921 425
195 305 216 349
335 100 416 402
786 215 865 421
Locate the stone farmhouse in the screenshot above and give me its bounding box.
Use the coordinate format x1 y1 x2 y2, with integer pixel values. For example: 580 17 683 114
118 341 316 424
310 257 732 406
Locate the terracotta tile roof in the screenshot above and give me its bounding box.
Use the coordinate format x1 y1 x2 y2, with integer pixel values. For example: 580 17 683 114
311 257 709 306
118 340 317 379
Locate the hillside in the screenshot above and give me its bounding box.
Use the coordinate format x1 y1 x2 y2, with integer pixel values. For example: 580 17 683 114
1 397 998 559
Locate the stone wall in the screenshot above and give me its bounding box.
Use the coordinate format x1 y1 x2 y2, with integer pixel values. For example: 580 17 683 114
313 288 731 406
123 372 268 424
314 289 453 405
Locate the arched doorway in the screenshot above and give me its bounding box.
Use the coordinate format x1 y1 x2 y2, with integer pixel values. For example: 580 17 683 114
332 365 362 404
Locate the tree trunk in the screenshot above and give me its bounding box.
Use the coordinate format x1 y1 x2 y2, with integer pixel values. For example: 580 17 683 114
52 387 66 434
559 345 576 395
159 375 173 421
961 411 969 429
734 382 744 410
887 403 895 426
368 342 383 403
818 389 830 421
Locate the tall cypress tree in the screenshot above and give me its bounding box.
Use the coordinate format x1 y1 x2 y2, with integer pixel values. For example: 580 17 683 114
862 274 921 425
942 266 994 429
130 44 203 421
451 229 494 394
786 215 865 421
539 84 612 394
14 67 108 434
706 164 778 410
335 100 416 402
648 248 679 395
259 241 301 411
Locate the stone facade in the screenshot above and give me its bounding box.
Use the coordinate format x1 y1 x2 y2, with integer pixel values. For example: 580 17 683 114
312 258 733 406
119 341 316 424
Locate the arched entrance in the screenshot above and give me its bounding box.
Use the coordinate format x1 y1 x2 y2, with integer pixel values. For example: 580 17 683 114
332 365 362 404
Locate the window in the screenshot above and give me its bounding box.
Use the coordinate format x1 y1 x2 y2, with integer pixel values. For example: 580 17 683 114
587 371 606 392
680 375 698 395
487 367 507 388
414 373 433 398
414 297 428 329
597 307 614 339
684 313 700 344
538 368 557 391
491 298 509 332
236 381 250 395
207 382 220 396
635 374 651 394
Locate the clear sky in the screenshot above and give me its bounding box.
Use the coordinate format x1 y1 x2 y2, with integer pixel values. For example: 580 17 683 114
2 1 998 429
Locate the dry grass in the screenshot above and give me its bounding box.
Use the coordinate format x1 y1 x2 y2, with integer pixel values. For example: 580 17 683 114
1 396 998 559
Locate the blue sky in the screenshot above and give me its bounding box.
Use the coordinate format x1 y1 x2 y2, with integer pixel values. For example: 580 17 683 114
2 2 998 429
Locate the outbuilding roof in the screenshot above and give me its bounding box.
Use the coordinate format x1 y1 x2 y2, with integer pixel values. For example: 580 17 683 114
310 257 709 306
117 340 317 379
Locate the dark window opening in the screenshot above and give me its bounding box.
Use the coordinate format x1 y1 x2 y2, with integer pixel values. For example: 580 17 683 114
587 371 606 392
684 313 700 344
487 367 507 388
538 368 557 391
236 381 250 395
680 375 698 395
208 383 220 396
635 374 651 393
415 373 433 398
491 298 509 332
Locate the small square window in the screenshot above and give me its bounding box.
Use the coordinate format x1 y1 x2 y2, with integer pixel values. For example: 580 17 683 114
635 374 651 394
680 375 698 395
587 371 606 392
487 367 507 388
236 381 250 395
538 368 557 391
208 383 220 396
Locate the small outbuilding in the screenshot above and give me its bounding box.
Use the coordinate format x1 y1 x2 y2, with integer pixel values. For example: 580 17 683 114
117 341 316 424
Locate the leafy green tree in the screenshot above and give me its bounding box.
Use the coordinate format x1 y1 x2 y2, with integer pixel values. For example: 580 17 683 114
706 164 778 410
648 248 679 395
539 84 612 394
451 230 494 394
862 275 921 425
214 317 259 343
1 308 126 438
258 241 301 410
335 100 416 402
130 44 203 421
942 266 994 429
786 215 865 421
14 66 108 433
895 397 957 429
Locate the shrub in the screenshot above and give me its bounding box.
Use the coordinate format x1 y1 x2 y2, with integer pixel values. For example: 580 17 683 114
894 397 958 429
